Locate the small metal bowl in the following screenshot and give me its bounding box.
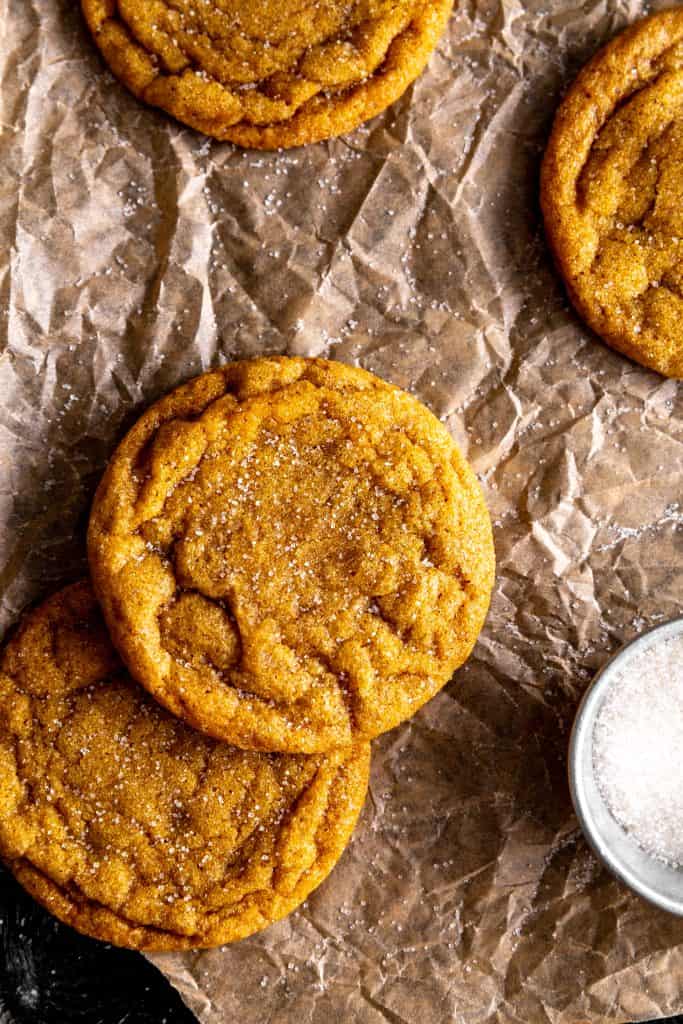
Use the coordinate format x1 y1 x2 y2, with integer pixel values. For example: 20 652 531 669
569 615 683 916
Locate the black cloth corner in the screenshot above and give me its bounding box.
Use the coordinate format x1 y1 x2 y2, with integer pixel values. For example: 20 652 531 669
0 866 196 1024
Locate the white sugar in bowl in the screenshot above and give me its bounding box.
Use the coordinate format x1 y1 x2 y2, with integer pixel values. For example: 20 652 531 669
569 616 683 915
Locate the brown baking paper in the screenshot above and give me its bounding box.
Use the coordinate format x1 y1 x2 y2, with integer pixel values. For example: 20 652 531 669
3 0 683 1021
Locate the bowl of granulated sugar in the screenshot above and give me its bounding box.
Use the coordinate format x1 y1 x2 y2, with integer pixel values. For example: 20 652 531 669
569 616 683 914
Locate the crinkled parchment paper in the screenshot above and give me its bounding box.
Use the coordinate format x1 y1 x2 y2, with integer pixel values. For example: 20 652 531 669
3 0 683 1021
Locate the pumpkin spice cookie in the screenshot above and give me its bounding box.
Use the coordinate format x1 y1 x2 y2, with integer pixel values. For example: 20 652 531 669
0 582 370 950
88 357 495 754
80 0 454 148
541 9 683 378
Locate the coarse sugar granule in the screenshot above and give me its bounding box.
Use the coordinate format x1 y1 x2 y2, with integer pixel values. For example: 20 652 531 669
593 630 683 867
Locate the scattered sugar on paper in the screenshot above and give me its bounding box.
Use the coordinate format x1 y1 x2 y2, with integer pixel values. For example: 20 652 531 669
593 632 683 867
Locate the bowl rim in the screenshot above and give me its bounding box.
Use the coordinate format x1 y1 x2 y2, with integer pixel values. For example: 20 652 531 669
568 613 683 916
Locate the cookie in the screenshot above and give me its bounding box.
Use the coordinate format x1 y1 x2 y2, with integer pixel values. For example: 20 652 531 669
541 9 683 378
0 582 370 951
80 0 450 148
80 0 453 148
88 356 495 754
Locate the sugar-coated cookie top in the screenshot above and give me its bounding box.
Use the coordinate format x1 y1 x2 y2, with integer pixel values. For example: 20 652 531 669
542 9 683 377
88 357 495 753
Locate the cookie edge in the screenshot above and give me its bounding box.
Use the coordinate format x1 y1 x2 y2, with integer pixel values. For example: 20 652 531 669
540 8 683 378
80 0 454 148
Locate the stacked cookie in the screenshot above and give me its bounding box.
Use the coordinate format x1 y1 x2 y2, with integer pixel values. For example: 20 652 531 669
0 357 495 950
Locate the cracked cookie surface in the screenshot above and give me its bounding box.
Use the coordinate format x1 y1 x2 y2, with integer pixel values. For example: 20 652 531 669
541 9 683 378
87 357 495 754
0 582 370 950
81 0 453 147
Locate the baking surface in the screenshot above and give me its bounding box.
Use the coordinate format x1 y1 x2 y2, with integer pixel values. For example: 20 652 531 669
0 858 681 1024
2 0 683 1021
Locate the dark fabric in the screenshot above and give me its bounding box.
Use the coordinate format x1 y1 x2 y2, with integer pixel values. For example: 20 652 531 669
0 866 196 1024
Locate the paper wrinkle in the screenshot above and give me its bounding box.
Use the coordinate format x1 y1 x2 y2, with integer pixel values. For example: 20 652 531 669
3 0 683 1021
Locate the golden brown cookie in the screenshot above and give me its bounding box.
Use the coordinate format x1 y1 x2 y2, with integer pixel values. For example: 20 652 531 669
80 0 453 148
0 582 370 950
87 356 495 754
541 9 683 378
